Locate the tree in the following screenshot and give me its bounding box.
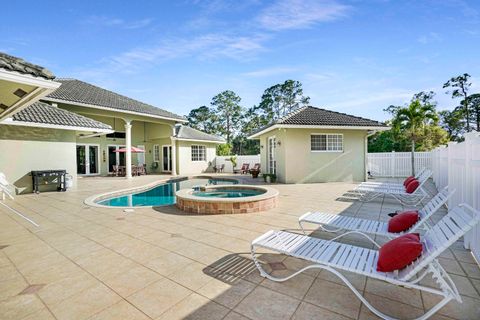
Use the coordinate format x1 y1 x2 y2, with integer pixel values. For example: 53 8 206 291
186 106 218 134
216 143 232 156
439 109 464 141
465 93 480 131
256 80 310 123
211 90 243 144
443 73 472 132
393 98 438 175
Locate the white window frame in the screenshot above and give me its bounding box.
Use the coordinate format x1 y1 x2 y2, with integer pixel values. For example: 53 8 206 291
191 145 207 162
311 133 344 153
153 144 160 162
268 136 276 174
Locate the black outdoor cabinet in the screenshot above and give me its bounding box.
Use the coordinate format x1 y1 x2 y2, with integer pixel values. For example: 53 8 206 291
31 170 67 194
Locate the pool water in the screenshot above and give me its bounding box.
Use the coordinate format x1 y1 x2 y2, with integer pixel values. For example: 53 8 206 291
98 178 237 207
192 189 265 198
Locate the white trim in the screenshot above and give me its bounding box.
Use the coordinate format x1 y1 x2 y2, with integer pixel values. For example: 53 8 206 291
174 137 225 144
0 69 60 89
191 144 207 162
310 133 344 153
268 136 277 175
44 97 188 123
248 124 389 139
0 117 114 133
76 143 101 176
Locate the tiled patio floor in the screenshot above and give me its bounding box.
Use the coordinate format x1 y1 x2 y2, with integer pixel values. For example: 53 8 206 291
0 175 479 320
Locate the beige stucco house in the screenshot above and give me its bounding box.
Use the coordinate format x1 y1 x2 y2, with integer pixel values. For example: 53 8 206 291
0 53 224 193
248 106 388 183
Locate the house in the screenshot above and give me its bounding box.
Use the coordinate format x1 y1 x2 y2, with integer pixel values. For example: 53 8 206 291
0 53 224 193
248 106 388 183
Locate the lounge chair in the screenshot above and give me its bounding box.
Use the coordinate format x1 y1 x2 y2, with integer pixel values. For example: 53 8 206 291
251 203 480 320
240 163 250 174
360 168 430 189
299 187 452 239
352 173 430 206
0 173 17 200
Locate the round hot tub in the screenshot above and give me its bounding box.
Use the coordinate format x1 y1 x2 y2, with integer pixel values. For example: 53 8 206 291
176 185 278 214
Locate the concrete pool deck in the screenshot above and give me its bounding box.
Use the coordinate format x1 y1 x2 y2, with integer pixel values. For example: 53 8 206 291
0 175 479 320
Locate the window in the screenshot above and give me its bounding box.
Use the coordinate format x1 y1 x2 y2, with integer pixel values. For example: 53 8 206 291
106 131 126 139
153 144 160 162
191 145 206 161
311 134 343 152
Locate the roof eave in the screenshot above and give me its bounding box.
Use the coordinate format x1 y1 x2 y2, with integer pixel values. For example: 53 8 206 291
43 97 188 123
173 137 225 144
0 118 114 133
247 124 390 139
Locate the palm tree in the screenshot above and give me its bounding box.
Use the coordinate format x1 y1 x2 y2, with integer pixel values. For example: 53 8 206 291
393 100 438 175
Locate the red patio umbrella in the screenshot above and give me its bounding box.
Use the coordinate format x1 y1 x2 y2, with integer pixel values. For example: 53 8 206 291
114 146 145 153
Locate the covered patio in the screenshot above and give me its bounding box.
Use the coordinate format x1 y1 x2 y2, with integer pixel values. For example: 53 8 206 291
0 176 478 320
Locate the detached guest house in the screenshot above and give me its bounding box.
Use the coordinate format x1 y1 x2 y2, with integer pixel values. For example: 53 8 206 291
0 52 223 193
248 106 388 183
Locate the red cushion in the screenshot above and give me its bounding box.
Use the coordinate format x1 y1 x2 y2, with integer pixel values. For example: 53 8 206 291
403 176 415 186
377 233 423 272
405 179 419 193
388 211 419 233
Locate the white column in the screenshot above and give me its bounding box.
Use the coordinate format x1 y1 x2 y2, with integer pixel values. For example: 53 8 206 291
125 120 132 179
171 136 177 176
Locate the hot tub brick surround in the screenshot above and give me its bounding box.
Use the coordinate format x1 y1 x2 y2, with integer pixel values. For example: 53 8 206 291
176 187 278 214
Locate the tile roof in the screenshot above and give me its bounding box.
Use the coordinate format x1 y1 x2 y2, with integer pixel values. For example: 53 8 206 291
175 125 225 142
250 106 387 136
12 101 112 130
0 52 55 80
46 79 185 121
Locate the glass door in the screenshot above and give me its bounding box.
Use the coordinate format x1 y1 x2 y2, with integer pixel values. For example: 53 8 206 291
108 145 126 173
77 145 86 174
77 144 99 175
268 137 276 174
162 145 172 172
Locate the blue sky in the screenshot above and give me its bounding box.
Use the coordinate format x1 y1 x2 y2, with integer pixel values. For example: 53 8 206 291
1 0 479 121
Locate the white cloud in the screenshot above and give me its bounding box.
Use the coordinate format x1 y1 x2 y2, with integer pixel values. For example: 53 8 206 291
242 66 299 77
257 0 351 31
84 16 153 30
417 32 442 44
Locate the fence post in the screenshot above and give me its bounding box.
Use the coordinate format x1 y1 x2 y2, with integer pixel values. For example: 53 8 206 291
391 151 395 177
463 132 475 249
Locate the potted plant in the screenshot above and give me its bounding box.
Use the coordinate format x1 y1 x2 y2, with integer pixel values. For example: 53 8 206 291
262 173 277 183
250 169 260 178
229 156 237 173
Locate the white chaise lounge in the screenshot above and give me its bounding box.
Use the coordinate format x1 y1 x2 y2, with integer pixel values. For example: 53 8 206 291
0 173 16 200
360 168 431 189
299 187 452 239
251 204 480 320
352 172 431 206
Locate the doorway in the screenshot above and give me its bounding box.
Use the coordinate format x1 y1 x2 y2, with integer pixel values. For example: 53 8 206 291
108 145 126 173
76 144 100 175
162 145 172 172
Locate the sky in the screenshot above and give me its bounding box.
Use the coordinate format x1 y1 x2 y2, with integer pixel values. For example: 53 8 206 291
1 0 479 121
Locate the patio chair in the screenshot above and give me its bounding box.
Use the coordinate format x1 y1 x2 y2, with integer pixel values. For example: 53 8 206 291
352 173 430 206
240 163 250 174
360 168 430 189
112 165 120 177
218 164 225 173
299 187 453 239
0 173 17 200
252 163 261 171
251 203 480 320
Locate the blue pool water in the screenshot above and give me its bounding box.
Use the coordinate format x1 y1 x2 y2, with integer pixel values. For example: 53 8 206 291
98 178 237 207
192 189 265 198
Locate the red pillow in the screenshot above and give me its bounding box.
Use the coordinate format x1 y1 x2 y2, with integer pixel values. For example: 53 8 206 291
388 211 419 233
403 176 415 186
405 179 419 193
377 233 423 272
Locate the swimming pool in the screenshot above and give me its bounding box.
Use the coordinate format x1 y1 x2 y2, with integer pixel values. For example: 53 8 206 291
97 177 238 207
192 188 265 198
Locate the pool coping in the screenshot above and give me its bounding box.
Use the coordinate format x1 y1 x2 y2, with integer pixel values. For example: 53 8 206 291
83 175 240 209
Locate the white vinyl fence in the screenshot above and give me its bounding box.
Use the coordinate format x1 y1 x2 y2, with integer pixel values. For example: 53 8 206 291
213 155 260 173
367 151 432 177
431 132 480 262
